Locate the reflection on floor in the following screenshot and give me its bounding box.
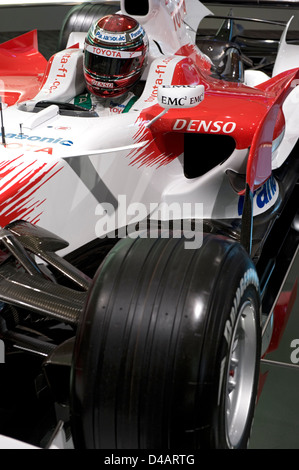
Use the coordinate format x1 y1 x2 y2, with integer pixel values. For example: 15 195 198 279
250 258 299 449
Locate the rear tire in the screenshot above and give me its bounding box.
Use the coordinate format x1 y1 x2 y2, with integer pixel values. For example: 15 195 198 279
71 234 261 449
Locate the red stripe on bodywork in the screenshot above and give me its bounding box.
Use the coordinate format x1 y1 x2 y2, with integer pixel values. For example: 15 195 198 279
0 156 62 226
128 117 184 168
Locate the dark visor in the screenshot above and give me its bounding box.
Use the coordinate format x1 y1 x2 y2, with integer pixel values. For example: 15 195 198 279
84 50 140 78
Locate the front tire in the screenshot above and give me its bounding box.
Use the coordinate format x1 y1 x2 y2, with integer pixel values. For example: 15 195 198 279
71 234 261 449
206 272 260 448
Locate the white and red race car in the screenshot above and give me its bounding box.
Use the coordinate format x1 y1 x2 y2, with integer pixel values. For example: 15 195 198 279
0 0 298 450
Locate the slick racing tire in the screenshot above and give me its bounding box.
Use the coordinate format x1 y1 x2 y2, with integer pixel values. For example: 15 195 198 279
58 1 120 50
70 234 261 449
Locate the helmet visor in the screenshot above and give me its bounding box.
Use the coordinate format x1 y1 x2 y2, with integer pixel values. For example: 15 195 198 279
84 45 143 79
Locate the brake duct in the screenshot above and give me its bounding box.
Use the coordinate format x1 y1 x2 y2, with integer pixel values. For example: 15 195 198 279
0 221 90 328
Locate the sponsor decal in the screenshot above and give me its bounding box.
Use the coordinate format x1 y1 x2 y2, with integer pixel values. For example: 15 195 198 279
0 133 73 147
109 99 126 114
74 92 92 110
48 52 72 94
218 267 259 405
110 100 125 109
1 143 53 154
160 85 204 108
173 118 236 134
91 78 114 89
0 133 73 155
144 57 173 103
162 96 186 107
238 175 278 216
129 25 144 41
223 268 259 346
95 31 126 43
86 44 142 59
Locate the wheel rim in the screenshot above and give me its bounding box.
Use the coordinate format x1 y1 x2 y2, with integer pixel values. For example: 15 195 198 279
225 300 257 448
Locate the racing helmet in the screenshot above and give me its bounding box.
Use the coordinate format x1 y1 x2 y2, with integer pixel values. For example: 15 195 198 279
84 14 148 98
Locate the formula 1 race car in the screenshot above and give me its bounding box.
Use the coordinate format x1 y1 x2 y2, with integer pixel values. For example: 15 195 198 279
0 0 299 450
